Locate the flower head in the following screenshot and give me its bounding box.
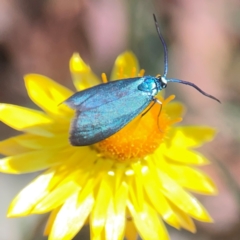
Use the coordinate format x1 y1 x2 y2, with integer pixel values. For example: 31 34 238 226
0 52 217 240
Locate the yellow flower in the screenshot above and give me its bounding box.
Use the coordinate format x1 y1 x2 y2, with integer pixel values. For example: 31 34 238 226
0 52 217 240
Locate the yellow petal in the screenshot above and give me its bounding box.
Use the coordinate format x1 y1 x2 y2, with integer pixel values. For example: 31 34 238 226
169 126 216 148
44 207 61 236
32 181 80 213
168 165 217 194
0 104 53 136
0 134 32 156
76 159 113 208
163 146 210 165
168 201 196 232
70 53 100 90
8 169 55 216
142 163 180 229
0 133 69 156
91 174 113 238
105 199 118 240
127 199 169 240
24 74 73 116
110 52 140 80
164 102 185 119
131 162 145 210
105 180 128 240
0 148 72 174
18 133 69 150
49 192 94 240
34 154 95 214
159 172 213 222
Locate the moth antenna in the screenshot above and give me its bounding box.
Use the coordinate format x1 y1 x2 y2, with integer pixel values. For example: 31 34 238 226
168 78 221 103
153 14 168 78
153 14 220 103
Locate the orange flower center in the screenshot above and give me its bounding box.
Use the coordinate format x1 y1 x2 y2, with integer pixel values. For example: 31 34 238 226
94 95 178 162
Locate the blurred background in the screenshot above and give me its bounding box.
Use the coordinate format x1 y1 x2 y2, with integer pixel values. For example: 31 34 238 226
0 0 239 239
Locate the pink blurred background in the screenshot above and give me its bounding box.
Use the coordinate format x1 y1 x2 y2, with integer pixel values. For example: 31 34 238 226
0 0 240 239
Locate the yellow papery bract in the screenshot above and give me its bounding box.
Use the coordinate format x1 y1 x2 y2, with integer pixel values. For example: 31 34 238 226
70 53 100 91
110 52 140 80
0 134 33 156
141 164 180 229
113 182 128 238
105 199 119 240
0 149 67 174
131 162 145 210
18 133 69 150
33 182 80 214
105 180 128 240
49 192 94 240
170 126 216 148
0 104 53 136
127 200 169 240
91 175 113 238
24 74 73 116
168 165 217 194
0 151 57 174
8 169 55 216
164 102 185 119
0 133 70 155
44 207 61 236
163 146 210 165
159 172 212 222
168 202 196 233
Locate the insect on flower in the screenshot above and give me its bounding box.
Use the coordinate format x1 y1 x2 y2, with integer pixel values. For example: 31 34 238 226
64 14 220 146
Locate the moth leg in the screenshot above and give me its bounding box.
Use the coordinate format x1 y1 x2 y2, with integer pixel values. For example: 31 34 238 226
141 101 156 117
154 98 163 119
141 97 163 118
149 97 164 132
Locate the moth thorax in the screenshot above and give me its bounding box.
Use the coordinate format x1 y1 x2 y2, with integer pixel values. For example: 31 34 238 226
138 76 161 96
